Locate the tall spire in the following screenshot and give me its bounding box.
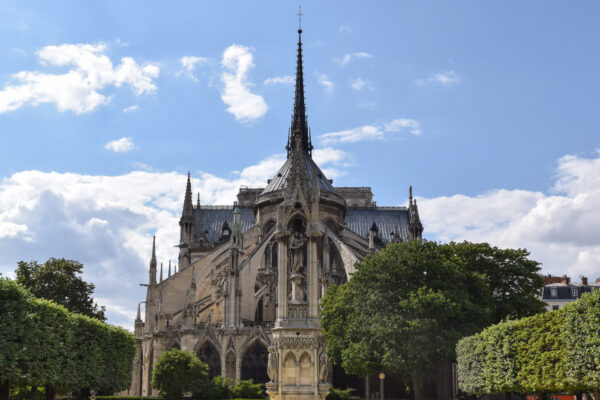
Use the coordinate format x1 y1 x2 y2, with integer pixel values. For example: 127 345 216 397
287 19 312 157
182 172 194 217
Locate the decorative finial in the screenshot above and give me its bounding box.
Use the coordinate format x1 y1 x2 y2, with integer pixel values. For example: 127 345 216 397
197 192 200 208
136 303 141 321
298 5 303 31
160 262 163 282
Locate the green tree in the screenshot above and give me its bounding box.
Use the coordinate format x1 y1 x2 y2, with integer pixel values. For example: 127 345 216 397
15 258 106 321
151 349 209 400
321 240 493 400
444 242 545 322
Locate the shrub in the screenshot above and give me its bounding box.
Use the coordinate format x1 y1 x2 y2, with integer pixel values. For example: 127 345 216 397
152 349 208 400
231 379 264 399
326 387 359 400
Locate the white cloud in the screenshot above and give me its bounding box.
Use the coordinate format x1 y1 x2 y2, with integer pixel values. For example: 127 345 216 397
349 77 369 91
104 137 136 153
316 73 334 93
415 70 461 86
337 52 373 66
264 75 294 85
0 150 351 327
420 150 600 281
123 105 139 113
178 56 209 82
383 118 422 135
0 43 159 114
220 45 268 123
320 118 422 144
339 26 352 33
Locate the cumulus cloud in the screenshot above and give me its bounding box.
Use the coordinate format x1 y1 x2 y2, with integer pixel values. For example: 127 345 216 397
0 149 351 327
316 73 334 93
349 77 369 91
420 150 600 281
264 75 294 85
337 52 373 66
220 45 268 122
320 118 422 144
0 43 159 114
178 56 209 82
415 70 461 86
104 137 136 153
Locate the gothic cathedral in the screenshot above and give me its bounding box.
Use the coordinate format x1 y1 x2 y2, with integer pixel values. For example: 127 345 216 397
130 27 423 400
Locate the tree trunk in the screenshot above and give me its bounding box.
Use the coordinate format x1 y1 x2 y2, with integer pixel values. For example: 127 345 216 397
44 385 55 400
78 388 91 400
593 389 600 400
0 380 9 400
412 375 423 400
29 386 38 400
365 375 370 400
504 391 511 400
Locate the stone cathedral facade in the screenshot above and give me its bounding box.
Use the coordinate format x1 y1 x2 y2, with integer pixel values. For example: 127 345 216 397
130 28 423 400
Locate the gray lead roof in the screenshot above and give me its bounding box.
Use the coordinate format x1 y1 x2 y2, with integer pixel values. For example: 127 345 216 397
345 207 410 242
260 157 336 195
193 205 410 244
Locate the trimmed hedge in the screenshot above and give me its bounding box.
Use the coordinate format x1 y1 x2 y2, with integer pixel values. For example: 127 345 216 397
456 290 600 395
0 278 135 397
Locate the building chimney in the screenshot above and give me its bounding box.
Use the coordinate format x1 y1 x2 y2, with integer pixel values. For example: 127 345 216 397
581 276 588 286
561 275 570 285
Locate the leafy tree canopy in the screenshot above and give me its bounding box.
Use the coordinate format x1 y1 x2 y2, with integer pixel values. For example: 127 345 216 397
151 349 209 400
321 240 545 400
15 258 106 321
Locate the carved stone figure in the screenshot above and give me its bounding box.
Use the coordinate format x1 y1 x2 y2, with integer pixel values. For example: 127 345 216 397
267 346 278 383
318 348 329 383
289 232 306 275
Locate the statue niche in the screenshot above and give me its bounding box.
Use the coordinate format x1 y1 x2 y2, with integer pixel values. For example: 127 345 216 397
288 218 307 304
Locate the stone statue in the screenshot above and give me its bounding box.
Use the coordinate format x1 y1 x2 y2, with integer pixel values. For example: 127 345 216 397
318 348 329 383
267 346 278 383
289 232 306 275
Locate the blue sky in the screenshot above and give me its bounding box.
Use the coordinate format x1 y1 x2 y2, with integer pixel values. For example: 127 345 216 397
1 1 599 327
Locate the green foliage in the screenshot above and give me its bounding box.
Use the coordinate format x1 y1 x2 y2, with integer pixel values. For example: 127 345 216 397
0 278 135 396
325 387 359 400
231 379 264 399
321 240 495 382
562 290 600 391
151 349 209 400
444 242 545 322
202 376 233 400
16 258 106 321
457 290 600 395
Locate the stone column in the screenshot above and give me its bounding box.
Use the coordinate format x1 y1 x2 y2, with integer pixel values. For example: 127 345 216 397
307 232 322 319
275 232 289 322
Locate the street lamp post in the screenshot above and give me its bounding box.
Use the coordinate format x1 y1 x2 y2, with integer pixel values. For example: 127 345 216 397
378 372 385 400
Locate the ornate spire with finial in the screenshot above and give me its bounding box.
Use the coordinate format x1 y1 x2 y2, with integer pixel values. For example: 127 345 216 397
136 302 141 321
286 7 312 158
150 235 157 268
149 235 157 285
182 172 193 216
196 192 201 208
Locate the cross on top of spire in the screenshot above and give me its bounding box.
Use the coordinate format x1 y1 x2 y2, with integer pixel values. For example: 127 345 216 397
298 5 303 31
286 8 313 158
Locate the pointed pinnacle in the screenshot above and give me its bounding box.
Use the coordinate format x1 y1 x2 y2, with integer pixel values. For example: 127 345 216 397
150 235 157 268
160 262 163 282
288 27 312 157
136 303 141 321
183 172 193 212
